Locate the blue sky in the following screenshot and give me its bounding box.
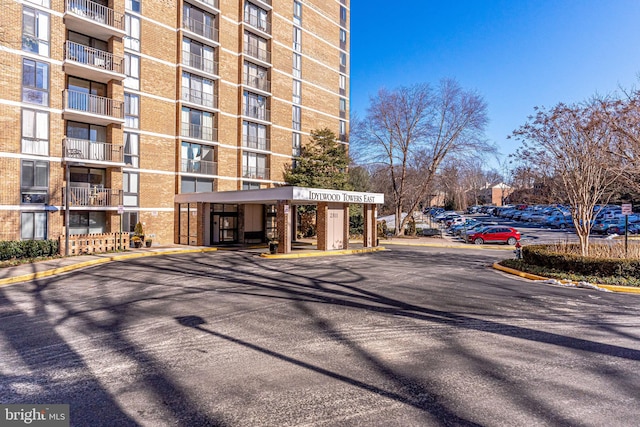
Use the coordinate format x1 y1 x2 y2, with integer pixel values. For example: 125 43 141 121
350 0 640 168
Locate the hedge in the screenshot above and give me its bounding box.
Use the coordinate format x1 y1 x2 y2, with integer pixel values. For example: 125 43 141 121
0 239 59 261
522 244 640 278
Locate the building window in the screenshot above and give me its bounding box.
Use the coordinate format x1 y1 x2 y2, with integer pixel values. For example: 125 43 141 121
243 182 261 190
293 1 302 25
182 72 215 107
243 121 268 150
123 171 139 206
21 159 48 204
340 6 347 25
340 52 347 68
339 98 346 112
339 74 346 95
124 132 139 167
124 93 139 128
243 91 268 121
292 105 301 131
124 14 140 51
183 3 217 41
339 120 347 141
22 58 49 106
293 27 302 52
244 62 269 92
292 53 301 78
181 142 215 174
242 151 268 179
21 212 47 240
244 1 268 32
292 79 301 104
181 107 215 141
22 109 48 155
68 211 105 235
22 6 49 56
340 29 347 48
124 54 140 90
181 177 213 193
183 38 216 74
126 0 141 13
244 31 269 62
292 132 301 157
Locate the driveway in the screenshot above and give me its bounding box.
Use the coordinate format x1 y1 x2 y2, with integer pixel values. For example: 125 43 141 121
1 247 639 426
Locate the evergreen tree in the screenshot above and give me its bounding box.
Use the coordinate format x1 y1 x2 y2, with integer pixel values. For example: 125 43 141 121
284 128 350 190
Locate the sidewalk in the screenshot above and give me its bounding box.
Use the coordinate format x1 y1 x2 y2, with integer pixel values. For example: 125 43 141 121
0 245 219 287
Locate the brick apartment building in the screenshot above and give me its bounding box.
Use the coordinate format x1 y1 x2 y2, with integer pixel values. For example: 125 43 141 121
0 0 350 247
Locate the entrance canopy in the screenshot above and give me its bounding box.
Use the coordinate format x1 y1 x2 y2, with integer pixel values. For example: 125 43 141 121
174 186 384 205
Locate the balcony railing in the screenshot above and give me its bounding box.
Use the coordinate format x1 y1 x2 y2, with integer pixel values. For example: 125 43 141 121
183 17 218 42
243 166 269 180
182 51 218 75
181 87 218 109
64 41 124 74
181 159 217 175
244 44 271 63
63 89 124 119
181 123 218 142
243 72 270 92
64 186 122 207
66 0 124 31
242 104 270 121
244 16 271 34
63 138 124 164
243 135 269 151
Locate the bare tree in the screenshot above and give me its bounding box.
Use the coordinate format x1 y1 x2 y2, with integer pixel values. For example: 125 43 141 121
512 100 625 255
352 79 491 235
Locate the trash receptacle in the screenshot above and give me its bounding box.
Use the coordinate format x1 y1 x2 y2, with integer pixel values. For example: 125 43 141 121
269 241 278 254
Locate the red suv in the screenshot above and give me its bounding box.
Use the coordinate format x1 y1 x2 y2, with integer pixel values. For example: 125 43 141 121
466 226 520 245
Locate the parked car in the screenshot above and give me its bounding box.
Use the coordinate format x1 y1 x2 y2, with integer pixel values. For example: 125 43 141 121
592 219 625 235
546 215 573 229
466 226 521 245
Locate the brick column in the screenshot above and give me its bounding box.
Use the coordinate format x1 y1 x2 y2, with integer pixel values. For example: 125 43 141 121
316 202 328 251
342 204 349 249
363 204 375 247
276 200 292 254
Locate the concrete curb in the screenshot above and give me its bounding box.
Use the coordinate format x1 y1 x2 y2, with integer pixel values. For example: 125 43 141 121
0 247 219 287
260 246 386 259
492 262 640 294
382 239 515 250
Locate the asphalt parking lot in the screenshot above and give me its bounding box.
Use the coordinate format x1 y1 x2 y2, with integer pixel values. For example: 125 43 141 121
1 246 639 426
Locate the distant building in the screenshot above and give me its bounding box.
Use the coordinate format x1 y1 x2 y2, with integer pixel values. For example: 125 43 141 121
477 183 513 206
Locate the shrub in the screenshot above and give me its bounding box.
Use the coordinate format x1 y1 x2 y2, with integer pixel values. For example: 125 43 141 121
0 239 59 261
522 243 640 278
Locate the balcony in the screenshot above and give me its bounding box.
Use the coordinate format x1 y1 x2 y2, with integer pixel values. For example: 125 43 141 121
243 72 270 93
63 90 125 126
181 87 218 109
242 104 270 122
182 51 219 76
243 44 271 65
181 159 217 175
182 17 219 44
181 123 218 142
243 166 269 180
63 41 125 83
244 16 271 37
63 138 125 166
64 0 125 41
243 135 269 151
64 186 122 208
